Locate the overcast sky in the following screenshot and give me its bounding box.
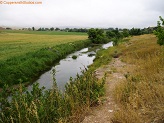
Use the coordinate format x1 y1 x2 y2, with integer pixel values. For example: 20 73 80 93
0 0 164 29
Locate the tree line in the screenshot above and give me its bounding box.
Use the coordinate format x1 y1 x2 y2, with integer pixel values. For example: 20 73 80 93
24 27 156 34
87 27 156 45
25 27 88 32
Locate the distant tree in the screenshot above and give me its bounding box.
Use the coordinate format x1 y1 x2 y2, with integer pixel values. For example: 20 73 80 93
37 28 42 31
108 28 114 31
106 30 116 39
41 28 45 31
50 27 54 31
6 27 12 30
87 28 107 44
110 28 122 39
116 32 124 39
147 27 156 34
113 28 119 34
141 28 149 34
129 28 142 36
37 28 46 31
28 28 32 31
32 27 35 31
45 28 49 31
122 29 130 37
112 38 119 46
106 28 124 46
88 28 97 42
55 28 60 31
154 16 164 45
65 28 70 32
67 28 88 32
76 28 87 32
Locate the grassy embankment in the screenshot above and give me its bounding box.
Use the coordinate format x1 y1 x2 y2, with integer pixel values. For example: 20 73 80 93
0 30 89 87
110 34 164 122
88 34 164 122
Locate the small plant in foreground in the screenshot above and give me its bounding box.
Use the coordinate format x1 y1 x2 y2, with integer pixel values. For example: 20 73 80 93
0 69 106 123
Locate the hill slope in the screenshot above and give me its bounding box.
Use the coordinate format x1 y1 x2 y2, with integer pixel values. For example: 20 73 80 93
83 34 164 123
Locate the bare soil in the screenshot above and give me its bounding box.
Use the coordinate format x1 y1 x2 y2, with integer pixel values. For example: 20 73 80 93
82 58 127 123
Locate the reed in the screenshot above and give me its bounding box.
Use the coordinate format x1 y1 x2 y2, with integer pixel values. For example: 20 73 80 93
0 69 106 123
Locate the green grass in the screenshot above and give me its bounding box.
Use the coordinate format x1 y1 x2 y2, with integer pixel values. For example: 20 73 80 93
0 31 87 61
89 46 119 71
0 31 89 87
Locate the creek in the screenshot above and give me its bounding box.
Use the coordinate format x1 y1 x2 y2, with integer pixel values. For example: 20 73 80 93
28 42 113 91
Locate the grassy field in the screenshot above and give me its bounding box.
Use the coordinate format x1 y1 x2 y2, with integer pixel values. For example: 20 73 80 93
111 34 164 122
0 31 87 61
0 31 89 87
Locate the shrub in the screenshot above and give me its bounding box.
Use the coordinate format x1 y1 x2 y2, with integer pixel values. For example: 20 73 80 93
87 28 108 44
0 70 106 123
72 55 77 59
154 16 164 45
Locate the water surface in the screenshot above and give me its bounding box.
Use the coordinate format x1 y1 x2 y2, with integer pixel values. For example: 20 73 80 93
28 42 113 91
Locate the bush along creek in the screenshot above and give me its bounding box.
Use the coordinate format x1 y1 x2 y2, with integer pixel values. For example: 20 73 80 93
0 65 106 123
0 40 92 87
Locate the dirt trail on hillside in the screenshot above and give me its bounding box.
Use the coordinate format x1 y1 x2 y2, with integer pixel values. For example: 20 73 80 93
82 58 127 123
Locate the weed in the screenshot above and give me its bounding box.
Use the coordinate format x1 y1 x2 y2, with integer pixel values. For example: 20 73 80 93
0 69 106 123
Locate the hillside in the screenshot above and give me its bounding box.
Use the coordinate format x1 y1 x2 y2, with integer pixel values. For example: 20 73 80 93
83 34 164 123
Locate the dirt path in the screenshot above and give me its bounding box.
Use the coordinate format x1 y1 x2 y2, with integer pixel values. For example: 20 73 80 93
82 58 127 123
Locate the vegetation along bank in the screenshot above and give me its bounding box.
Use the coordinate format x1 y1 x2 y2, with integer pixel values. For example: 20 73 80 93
0 31 90 87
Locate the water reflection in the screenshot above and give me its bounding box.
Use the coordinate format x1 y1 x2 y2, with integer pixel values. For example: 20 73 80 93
28 42 113 91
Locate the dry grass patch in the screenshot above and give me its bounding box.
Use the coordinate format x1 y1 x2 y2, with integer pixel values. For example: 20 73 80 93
112 34 164 123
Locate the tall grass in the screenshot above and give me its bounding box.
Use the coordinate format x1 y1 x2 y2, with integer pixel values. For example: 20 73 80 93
0 32 87 61
112 34 164 123
0 70 105 123
0 40 91 87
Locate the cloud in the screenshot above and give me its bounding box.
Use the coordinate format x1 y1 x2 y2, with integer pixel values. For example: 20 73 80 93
0 0 163 28
142 0 164 13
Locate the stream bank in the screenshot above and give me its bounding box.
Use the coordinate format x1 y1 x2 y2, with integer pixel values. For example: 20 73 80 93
28 42 113 91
